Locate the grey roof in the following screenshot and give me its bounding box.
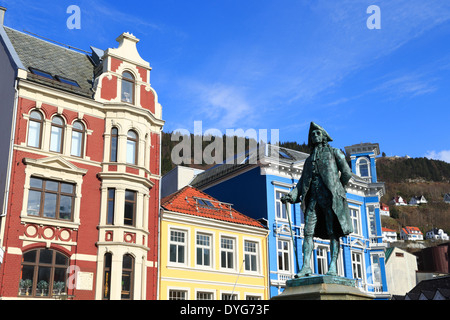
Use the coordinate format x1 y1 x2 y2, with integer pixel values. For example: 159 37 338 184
4 27 95 97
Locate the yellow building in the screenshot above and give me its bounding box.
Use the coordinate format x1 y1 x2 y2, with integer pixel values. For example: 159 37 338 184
159 186 269 300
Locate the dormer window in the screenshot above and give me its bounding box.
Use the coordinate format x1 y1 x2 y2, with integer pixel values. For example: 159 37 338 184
121 72 135 104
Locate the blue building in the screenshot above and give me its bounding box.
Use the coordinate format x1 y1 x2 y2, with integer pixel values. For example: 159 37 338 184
191 143 390 299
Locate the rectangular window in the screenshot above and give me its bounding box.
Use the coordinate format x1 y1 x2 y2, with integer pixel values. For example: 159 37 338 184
277 240 290 272
26 177 75 221
50 125 63 153
124 190 136 226
71 130 83 157
107 188 115 225
368 205 377 237
169 290 186 300
371 255 382 284
316 247 328 275
244 241 258 272
197 291 213 300
275 191 288 220
221 237 235 269
352 251 363 279
350 207 361 236
196 234 211 267
170 230 186 264
28 120 42 148
222 293 237 300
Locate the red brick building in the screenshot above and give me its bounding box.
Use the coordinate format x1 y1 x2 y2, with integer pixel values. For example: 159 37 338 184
0 7 164 299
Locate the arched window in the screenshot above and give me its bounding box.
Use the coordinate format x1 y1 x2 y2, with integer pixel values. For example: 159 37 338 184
126 130 138 165
110 127 118 162
121 72 135 104
121 254 134 300
49 116 65 153
102 253 112 300
28 110 44 148
71 121 85 157
19 248 69 298
357 158 370 177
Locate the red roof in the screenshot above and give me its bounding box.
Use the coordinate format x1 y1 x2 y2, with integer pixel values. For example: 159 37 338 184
402 226 423 234
161 186 265 228
382 227 396 232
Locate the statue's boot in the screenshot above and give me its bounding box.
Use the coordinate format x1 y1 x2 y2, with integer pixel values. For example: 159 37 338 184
326 236 339 276
295 266 313 278
326 264 338 276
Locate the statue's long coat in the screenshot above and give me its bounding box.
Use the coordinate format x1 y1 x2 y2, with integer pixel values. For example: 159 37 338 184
289 145 353 239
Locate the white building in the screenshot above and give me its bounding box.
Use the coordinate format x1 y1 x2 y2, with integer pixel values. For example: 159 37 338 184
425 228 449 241
382 227 397 243
409 196 427 206
390 196 407 206
400 226 423 241
385 247 418 297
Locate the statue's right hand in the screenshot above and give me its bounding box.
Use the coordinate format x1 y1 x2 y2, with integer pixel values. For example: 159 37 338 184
281 194 293 204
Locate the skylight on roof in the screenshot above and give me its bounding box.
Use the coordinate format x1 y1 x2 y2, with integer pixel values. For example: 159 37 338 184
197 198 214 207
29 68 54 80
29 68 80 87
279 150 293 160
56 76 80 87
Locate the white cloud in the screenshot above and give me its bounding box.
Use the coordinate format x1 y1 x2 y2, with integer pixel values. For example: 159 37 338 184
425 150 450 163
186 82 255 129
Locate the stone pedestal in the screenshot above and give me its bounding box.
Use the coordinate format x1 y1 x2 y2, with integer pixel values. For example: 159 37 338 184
272 275 375 300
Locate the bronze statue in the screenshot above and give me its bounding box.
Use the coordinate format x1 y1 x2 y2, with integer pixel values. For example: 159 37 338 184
281 122 353 277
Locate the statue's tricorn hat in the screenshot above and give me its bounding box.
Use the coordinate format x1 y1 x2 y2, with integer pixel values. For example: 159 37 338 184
308 122 333 147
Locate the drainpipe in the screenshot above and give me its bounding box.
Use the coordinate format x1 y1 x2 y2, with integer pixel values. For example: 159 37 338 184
156 127 162 300
1 78 19 221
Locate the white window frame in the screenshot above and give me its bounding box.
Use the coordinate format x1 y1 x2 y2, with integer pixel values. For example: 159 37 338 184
277 239 291 273
243 239 259 274
351 250 365 280
195 232 213 269
168 228 188 266
274 189 289 222
168 287 189 300
221 291 239 300
370 253 382 285
316 245 328 275
356 157 371 178
349 205 362 236
220 236 236 271
195 289 215 300
367 204 378 238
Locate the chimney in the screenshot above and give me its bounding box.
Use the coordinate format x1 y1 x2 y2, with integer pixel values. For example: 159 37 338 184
0 6 6 26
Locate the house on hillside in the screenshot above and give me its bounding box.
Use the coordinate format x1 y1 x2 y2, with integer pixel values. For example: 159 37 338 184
409 196 427 206
390 196 407 206
426 228 449 241
400 226 423 241
444 193 450 204
159 186 269 300
0 7 164 300
382 227 397 243
380 203 390 216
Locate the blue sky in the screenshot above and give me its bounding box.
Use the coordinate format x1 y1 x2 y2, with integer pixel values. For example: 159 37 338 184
2 0 450 162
